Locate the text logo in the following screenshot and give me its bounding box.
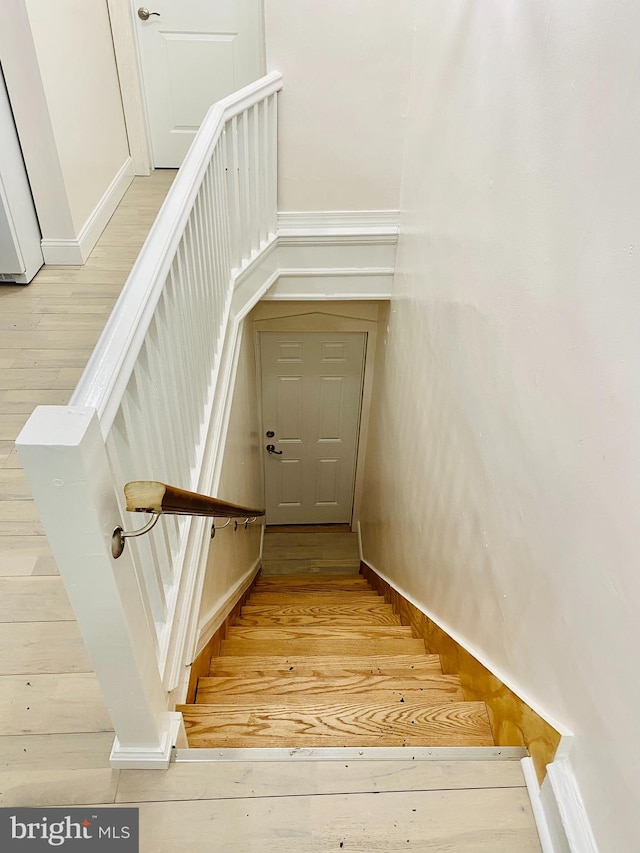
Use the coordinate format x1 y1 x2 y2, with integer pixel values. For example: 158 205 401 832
0 808 139 851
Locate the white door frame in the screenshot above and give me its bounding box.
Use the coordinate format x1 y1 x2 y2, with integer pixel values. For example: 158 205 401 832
252 304 381 531
107 0 266 174
107 0 153 175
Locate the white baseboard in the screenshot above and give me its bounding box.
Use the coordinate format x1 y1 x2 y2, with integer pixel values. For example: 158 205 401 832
41 157 135 265
541 759 599 853
359 556 570 737
356 520 364 562
521 757 556 853
195 555 262 656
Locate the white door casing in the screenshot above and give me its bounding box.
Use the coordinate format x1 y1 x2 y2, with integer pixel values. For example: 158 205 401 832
260 331 367 525
132 0 265 167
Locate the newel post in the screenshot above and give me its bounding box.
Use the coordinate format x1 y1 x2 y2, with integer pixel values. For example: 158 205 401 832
17 406 185 768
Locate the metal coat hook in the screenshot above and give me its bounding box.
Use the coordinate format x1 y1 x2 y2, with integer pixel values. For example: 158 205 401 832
112 513 161 559
211 516 260 538
211 517 232 539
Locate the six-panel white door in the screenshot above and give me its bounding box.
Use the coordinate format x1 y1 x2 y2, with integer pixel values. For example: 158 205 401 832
132 0 264 166
260 332 366 525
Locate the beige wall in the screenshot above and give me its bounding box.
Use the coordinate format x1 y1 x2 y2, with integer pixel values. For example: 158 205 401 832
264 0 414 212
1 0 130 240
360 2 640 849
198 322 263 627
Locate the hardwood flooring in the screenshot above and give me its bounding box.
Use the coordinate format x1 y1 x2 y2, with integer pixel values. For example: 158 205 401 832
0 172 541 851
178 574 496 749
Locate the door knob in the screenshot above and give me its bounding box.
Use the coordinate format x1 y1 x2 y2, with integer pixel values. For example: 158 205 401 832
138 7 160 20
266 444 283 455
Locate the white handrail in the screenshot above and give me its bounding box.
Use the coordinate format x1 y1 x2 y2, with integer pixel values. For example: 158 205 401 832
72 71 282 433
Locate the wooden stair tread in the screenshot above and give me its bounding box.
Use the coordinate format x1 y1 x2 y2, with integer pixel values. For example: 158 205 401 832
196 674 464 703
227 625 413 640
237 604 401 626
177 700 494 748
235 614 401 627
220 638 426 656
192 570 490 752
197 672 462 694
195 691 464 706
247 593 382 605
209 654 443 675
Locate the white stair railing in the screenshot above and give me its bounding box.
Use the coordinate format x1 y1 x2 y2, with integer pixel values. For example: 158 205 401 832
17 72 282 768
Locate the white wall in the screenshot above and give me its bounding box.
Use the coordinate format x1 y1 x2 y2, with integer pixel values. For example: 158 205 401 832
360 2 640 850
198 322 263 627
1 0 131 255
264 0 414 212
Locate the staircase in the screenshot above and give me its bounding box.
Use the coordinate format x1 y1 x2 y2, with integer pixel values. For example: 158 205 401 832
178 573 495 748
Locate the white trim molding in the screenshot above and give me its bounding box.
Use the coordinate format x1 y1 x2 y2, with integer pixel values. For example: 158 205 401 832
267 210 399 301
521 757 556 853
106 0 153 175
277 209 400 237
195 557 262 656
540 758 600 853
41 157 135 265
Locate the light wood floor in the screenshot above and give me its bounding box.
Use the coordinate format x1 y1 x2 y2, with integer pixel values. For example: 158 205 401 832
0 171 541 851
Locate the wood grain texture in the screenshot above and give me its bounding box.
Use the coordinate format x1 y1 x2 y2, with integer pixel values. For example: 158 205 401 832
196 674 464 704
197 672 463 697
227 625 413 640
246 592 382 605
178 700 494 747
361 562 561 783
236 603 402 625
209 654 444 676
220 638 427 657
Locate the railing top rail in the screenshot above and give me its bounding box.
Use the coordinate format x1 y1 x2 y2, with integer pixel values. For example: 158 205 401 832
70 71 283 433
124 481 265 519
